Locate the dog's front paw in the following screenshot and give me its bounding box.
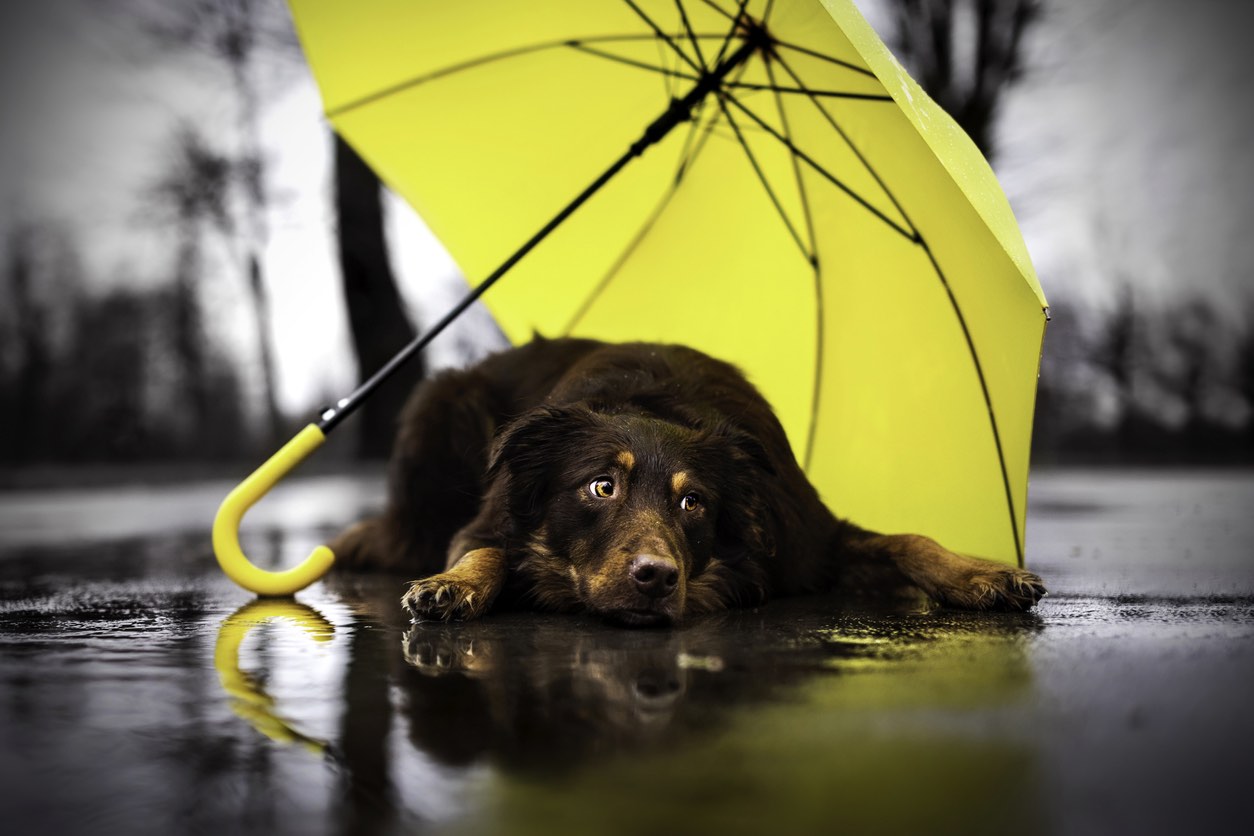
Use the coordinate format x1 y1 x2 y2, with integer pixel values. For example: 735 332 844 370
402 575 490 622
939 565 1047 612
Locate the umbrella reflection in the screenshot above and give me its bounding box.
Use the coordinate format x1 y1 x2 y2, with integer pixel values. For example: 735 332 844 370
213 599 335 757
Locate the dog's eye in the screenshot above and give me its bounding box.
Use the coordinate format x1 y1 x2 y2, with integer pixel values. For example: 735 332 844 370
588 478 616 499
680 493 701 512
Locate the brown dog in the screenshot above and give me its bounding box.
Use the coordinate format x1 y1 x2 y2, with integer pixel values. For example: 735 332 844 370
332 337 1045 626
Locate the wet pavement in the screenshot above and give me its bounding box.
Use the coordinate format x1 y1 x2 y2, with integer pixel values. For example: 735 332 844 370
1 469 1252 835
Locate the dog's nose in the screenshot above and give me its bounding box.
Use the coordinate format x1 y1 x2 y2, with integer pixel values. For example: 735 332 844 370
629 555 679 598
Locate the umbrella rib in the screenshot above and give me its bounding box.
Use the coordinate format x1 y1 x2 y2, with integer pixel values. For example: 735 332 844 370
327 34 708 118
765 63 818 261
675 0 708 71
622 0 703 75
568 44 696 85
772 51 916 238
918 241 1025 567
771 39 878 79
725 82 893 101
655 33 675 98
765 59 823 471
673 93 713 184
712 0 750 68
562 101 725 335
720 92 917 242
712 95 813 265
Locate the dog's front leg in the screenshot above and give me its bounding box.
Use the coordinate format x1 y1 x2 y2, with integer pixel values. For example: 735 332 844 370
402 547 507 622
837 527 1046 611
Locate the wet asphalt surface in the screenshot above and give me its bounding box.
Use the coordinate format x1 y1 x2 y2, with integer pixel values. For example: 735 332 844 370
0 469 1252 835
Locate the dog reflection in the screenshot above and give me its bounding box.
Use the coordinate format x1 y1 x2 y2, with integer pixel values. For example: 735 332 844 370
327 573 1042 774
398 616 750 769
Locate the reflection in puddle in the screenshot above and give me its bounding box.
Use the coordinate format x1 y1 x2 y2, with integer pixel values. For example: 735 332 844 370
398 617 745 767
214 600 335 757
386 601 1046 834
387 599 1044 773
201 584 1046 833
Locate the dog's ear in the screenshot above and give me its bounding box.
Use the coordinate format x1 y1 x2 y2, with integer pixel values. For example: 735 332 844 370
486 405 601 530
701 423 777 565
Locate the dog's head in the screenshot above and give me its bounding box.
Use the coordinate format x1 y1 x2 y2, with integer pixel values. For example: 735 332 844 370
487 404 773 626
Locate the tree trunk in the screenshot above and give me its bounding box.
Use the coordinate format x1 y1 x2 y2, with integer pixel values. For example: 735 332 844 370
173 228 211 434
333 132 422 459
247 252 283 446
6 232 47 463
226 32 284 449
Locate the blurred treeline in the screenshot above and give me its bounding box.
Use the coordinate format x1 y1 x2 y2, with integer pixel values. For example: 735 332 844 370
1034 294 1254 465
0 217 254 464
4 228 1252 466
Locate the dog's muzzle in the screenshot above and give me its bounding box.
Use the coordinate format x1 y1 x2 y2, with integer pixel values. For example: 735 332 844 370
602 554 682 627
629 554 679 599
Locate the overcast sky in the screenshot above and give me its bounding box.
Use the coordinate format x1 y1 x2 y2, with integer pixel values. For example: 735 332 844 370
2 0 1251 416
992 0 1254 314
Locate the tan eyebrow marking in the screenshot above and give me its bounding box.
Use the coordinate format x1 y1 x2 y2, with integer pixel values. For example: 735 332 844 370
671 471 690 496
616 451 635 472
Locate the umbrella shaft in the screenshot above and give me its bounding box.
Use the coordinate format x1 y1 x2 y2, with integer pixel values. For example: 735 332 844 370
319 37 759 433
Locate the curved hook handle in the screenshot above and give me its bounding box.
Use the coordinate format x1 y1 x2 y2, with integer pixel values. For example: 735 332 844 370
212 423 336 596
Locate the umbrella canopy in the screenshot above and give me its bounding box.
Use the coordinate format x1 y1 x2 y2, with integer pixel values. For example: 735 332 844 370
288 0 1048 568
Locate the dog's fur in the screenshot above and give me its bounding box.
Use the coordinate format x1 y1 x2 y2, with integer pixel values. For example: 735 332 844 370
332 337 1045 626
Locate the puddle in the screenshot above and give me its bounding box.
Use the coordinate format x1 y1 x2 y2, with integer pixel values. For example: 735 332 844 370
0 470 1252 834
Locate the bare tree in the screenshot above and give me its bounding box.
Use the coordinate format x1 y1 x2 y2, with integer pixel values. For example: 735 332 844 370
2 226 50 462
67 290 154 460
1240 303 1254 444
129 0 427 454
0 222 87 462
884 0 1042 157
149 125 230 431
214 0 284 445
1169 299 1220 434
132 0 297 444
1090 282 1137 434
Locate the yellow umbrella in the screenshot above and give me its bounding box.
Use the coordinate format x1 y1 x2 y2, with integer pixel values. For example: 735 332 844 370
213 0 1048 596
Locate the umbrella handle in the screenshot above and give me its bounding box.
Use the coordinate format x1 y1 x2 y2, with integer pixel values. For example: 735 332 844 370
212 424 336 596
